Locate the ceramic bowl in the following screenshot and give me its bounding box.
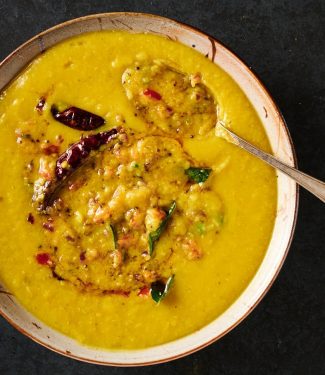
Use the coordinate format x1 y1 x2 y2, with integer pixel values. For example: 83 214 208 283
0 12 298 366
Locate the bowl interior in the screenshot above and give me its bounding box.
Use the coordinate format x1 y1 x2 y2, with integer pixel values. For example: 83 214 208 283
0 12 298 366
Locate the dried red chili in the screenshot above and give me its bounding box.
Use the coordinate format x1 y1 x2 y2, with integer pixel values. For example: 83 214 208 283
51 105 105 131
55 128 119 180
35 128 120 212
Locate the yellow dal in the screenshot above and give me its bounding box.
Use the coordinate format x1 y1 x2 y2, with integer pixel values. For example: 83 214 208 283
0 31 276 349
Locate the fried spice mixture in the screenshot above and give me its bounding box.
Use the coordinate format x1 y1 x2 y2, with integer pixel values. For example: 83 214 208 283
18 60 223 301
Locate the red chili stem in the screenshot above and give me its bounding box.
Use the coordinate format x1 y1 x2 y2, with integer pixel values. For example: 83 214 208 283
51 105 105 131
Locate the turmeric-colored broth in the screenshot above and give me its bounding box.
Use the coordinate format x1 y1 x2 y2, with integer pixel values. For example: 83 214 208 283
0 31 276 349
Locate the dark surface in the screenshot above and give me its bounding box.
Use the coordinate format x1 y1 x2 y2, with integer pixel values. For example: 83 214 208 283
0 1 324 374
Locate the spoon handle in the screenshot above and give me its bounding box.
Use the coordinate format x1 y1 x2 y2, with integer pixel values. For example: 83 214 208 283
225 128 325 203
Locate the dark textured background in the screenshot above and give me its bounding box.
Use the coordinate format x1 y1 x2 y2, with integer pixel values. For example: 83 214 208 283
0 1 324 374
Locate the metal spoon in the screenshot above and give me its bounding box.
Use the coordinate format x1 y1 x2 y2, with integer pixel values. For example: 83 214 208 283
217 122 325 203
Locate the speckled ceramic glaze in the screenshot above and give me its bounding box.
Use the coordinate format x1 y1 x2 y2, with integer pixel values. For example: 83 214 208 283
0 13 298 366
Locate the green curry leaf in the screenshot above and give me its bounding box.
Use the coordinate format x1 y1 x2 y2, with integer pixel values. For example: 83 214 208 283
150 275 175 303
185 167 212 183
148 201 176 256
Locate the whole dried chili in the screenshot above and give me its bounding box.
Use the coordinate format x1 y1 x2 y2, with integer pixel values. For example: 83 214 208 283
51 105 105 131
34 128 120 212
55 128 119 180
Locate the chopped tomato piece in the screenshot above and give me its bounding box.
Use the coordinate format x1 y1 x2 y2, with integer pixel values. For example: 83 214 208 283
36 253 52 266
138 286 150 297
143 88 161 100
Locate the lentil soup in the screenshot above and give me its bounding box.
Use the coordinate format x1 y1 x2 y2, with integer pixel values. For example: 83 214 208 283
0 31 276 349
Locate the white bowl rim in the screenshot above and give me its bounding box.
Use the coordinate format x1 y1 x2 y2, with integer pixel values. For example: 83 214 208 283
0 12 299 367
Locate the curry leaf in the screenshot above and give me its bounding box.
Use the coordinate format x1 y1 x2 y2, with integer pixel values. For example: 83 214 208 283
148 201 176 256
51 104 105 131
185 167 212 183
150 275 175 303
